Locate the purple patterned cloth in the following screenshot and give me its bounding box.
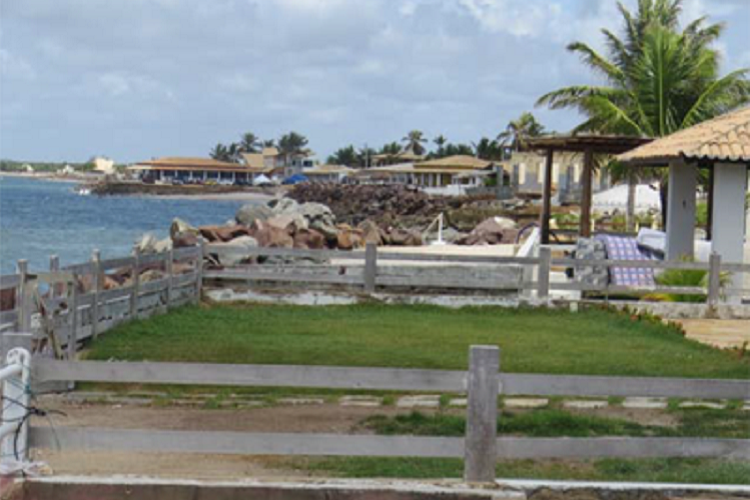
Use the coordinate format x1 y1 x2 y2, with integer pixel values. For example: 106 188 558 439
595 235 657 287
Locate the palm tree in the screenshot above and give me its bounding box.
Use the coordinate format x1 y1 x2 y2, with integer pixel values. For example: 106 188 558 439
239 133 261 153
497 112 545 155
327 145 359 167
278 132 310 167
401 130 428 156
210 143 230 162
380 142 402 156
536 0 750 224
472 137 505 161
262 139 276 148
433 135 448 157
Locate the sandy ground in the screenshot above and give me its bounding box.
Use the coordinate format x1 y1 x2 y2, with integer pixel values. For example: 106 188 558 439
678 319 750 349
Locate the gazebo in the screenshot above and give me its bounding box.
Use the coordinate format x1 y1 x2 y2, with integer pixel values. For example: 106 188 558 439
523 135 652 244
618 106 750 297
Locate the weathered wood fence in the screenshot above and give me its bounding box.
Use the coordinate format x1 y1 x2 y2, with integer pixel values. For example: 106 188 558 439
204 243 750 304
0 246 202 358
24 345 750 482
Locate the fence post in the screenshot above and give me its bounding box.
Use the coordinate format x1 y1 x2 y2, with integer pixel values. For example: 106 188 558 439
90 249 101 340
68 275 79 360
536 247 551 300
49 254 61 297
16 260 30 333
707 252 722 308
1 346 32 463
464 345 499 483
131 247 141 318
195 241 204 304
166 248 174 309
364 243 378 293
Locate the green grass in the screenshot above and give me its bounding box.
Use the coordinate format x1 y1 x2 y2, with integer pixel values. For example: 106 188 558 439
282 456 750 484
85 303 749 379
361 408 750 439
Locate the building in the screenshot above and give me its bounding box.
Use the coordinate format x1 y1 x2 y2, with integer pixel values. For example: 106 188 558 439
303 164 356 183
129 157 259 184
241 147 315 179
371 150 425 167
92 157 116 175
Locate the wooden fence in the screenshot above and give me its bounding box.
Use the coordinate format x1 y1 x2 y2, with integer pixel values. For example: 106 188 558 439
24 345 750 483
0 246 203 358
204 243 750 305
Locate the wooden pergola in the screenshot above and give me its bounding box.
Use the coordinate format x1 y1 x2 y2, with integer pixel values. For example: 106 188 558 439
522 135 652 244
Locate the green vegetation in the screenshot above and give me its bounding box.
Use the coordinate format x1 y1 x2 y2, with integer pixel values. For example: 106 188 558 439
85 303 750 379
362 407 750 439
284 456 750 484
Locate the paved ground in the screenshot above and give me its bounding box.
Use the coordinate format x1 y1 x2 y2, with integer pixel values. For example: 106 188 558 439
678 319 750 349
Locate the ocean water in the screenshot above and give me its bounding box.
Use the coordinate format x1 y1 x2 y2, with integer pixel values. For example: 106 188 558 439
0 176 246 274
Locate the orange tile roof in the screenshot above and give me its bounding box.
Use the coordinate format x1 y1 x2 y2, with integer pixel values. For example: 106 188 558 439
618 107 750 164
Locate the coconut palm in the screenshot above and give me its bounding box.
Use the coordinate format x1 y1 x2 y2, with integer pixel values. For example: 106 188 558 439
433 135 448 157
497 112 545 154
401 130 428 156
536 0 750 224
209 143 230 162
327 145 359 167
278 132 310 166
239 133 261 153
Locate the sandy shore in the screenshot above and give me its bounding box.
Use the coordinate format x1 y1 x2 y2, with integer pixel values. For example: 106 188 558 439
151 191 278 202
0 171 83 183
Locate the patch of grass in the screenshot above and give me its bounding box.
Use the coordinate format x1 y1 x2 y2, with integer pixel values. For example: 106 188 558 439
283 456 750 484
85 304 750 379
362 408 750 439
362 410 670 438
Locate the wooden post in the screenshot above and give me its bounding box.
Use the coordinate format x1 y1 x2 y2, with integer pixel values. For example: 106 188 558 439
364 243 378 293
91 249 101 340
540 149 554 245
49 255 61 297
706 166 714 241
16 260 29 332
580 149 594 238
195 241 204 304
131 247 141 318
68 281 79 360
166 248 174 308
707 252 722 307
537 247 551 300
464 345 499 483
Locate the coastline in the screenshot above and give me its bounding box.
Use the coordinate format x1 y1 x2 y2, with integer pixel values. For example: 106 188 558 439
0 171 83 183
148 191 277 202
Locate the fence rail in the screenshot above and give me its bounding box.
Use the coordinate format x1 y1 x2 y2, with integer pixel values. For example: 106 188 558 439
17 346 750 483
203 242 750 304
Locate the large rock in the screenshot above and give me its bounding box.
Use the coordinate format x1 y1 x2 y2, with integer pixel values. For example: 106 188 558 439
293 228 327 249
457 216 518 245
336 224 364 250
199 225 253 243
134 233 172 254
236 203 273 227
386 228 422 246
269 197 299 214
170 218 199 240
266 213 309 233
252 220 294 248
358 220 383 246
172 231 199 248
208 235 259 267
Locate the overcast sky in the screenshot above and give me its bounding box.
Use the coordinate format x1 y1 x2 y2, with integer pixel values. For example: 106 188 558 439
1 0 748 163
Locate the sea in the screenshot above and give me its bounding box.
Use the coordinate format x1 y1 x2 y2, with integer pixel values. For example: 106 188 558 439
0 176 247 274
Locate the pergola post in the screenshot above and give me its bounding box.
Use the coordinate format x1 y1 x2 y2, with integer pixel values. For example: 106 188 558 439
711 162 748 303
579 149 594 237
665 160 697 260
540 149 554 245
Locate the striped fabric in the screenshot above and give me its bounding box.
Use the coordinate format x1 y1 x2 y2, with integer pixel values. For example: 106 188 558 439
595 235 657 287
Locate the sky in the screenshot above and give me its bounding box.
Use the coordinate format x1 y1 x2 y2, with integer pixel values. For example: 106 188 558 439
1 0 749 163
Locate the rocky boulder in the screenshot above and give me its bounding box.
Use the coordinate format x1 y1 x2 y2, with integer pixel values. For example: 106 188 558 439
335 224 364 250
170 218 200 240
457 217 518 245
252 220 294 248
199 225 253 243
293 228 327 249
135 233 172 254
384 228 423 246
207 235 259 267
358 219 383 246
236 203 273 227
266 213 309 233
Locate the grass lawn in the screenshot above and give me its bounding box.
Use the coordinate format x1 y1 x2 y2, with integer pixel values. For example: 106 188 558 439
86 303 750 379
280 456 750 484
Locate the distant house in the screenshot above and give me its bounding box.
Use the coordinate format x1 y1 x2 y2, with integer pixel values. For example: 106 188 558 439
354 155 497 195
371 150 425 167
22 164 34 173
92 157 116 175
241 147 315 179
303 164 355 183
129 157 258 184
59 164 76 176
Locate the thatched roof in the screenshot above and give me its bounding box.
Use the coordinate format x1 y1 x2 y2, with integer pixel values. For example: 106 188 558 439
523 134 651 154
618 107 750 165
415 155 492 170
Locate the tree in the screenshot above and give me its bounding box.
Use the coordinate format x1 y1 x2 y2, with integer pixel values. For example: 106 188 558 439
472 137 504 161
379 142 402 156
433 135 448 158
401 130 428 156
327 145 359 167
443 143 474 157
497 112 545 154
262 139 276 148
536 0 750 224
358 146 377 168
210 143 230 162
239 132 261 153
278 132 310 165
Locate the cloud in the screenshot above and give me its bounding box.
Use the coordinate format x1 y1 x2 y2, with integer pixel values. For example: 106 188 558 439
0 0 747 162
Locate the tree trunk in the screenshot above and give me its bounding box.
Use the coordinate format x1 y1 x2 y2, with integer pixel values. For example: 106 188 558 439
626 172 636 233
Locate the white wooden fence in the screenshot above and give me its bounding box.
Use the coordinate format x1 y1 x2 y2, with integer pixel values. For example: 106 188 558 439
204 243 750 305
15 345 750 483
0 246 203 359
